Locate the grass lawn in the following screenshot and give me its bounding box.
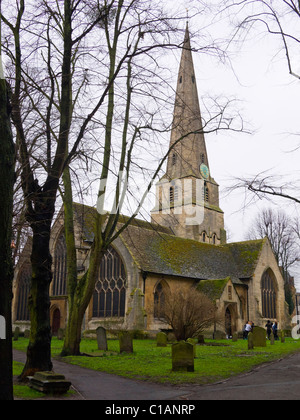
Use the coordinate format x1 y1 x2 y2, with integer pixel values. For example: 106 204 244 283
13 336 300 386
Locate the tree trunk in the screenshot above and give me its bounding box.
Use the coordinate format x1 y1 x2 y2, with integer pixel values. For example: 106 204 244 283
20 213 54 380
0 77 15 400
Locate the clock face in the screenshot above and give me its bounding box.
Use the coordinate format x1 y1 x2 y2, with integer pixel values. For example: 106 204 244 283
200 163 210 179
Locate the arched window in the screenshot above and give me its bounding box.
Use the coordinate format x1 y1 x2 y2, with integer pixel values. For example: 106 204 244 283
202 231 206 243
154 282 166 319
93 247 126 318
212 233 217 245
261 269 277 319
52 232 67 296
16 265 31 321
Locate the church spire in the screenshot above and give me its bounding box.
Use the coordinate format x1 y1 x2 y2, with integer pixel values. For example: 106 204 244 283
166 24 209 181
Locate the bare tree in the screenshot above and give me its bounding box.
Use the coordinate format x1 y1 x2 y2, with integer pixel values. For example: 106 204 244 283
221 0 300 205
0 0 15 398
159 285 220 341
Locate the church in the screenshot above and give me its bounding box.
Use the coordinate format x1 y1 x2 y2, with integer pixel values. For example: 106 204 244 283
12 26 291 338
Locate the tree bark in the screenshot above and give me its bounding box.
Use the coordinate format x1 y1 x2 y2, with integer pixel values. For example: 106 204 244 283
0 77 15 400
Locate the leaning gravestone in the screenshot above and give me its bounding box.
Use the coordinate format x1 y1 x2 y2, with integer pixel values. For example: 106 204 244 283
252 326 266 347
156 332 167 347
119 331 133 353
97 326 108 351
172 341 194 372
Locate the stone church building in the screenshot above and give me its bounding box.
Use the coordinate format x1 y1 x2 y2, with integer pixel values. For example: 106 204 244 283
12 26 290 338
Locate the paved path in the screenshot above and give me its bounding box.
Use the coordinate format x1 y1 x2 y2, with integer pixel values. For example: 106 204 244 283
13 350 300 400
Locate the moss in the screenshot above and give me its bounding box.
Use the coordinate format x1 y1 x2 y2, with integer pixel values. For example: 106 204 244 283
197 278 230 302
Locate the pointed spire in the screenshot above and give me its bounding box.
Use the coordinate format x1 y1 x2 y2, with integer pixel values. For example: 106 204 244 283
166 24 209 180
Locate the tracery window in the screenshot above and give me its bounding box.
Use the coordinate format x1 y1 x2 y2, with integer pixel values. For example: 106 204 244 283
93 247 126 318
52 233 67 296
16 265 31 321
261 269 277 319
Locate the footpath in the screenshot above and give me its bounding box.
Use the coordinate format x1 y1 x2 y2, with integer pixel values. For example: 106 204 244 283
13 349 300 400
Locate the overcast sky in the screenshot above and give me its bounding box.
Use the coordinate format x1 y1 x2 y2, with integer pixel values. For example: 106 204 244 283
183 2 300 290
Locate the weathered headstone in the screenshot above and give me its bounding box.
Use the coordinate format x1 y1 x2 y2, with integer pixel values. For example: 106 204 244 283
214 331 226 340
198 335 205 345
119 331 133 353
232 332 238 342
281 330 285 343
24 329 30 339
248 332 254 350
252 326 266 347
13 327 20 342
156 332 167 347
270 332 275 345
172 341 194 372
57 328 64 340
97 326 108 351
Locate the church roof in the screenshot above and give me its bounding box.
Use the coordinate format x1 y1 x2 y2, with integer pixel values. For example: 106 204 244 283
119 223 264 283
71 203 264 283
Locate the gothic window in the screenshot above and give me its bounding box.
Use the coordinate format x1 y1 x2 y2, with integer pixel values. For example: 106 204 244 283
212 233 217 245
52 232 67 296
204 182 209 202
179 76 183 84
93 247 126 318
261 269 277 319
16 265 31 321
154 282 166 319
202 232 206 243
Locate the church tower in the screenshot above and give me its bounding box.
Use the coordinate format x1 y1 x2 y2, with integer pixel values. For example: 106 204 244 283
151 24 226 245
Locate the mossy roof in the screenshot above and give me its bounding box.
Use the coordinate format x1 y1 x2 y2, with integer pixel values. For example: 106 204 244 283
72 203 264 283
197 278 231 301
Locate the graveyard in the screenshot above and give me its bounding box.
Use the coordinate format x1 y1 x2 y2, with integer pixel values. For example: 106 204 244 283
12 330 300 396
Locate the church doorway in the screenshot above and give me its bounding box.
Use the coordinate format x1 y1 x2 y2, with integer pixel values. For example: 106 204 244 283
52 308 61 336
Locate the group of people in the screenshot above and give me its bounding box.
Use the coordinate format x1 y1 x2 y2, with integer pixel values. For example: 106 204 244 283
265 320 279 341
243 320 279 341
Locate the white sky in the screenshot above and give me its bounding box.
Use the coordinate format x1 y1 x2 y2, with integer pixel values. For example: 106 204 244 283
184 3 300 291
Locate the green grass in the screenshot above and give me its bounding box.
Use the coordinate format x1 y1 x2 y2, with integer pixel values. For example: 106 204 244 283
13 337 300 386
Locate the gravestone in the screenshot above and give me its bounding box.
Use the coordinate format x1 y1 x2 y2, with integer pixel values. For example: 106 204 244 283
270 332 275 345
57 328 64 341
156 332 167 347
281 331 285 343
248 332 254 350
97 327 108 351
186 338 197 358
198 335 205 345
172 341 194 372
232 332 238 342
119 331 133 353
13 327 20 342
24 329 30 339
252 326 266 347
